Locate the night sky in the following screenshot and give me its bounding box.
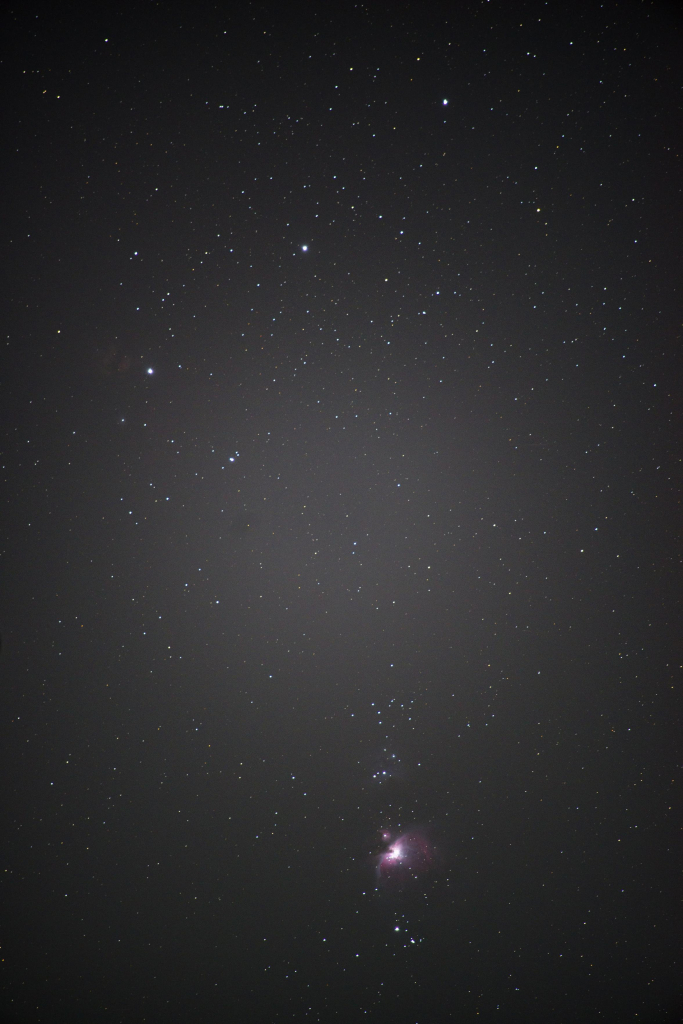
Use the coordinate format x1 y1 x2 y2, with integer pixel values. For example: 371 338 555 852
1 2 682 1022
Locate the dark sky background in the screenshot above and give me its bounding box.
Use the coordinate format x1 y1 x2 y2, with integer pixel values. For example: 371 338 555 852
1 2 682 1022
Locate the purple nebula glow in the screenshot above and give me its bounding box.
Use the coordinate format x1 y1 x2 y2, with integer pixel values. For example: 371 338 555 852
377 831 434 883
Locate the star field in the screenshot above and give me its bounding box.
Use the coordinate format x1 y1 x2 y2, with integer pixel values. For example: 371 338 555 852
1 2 681 1022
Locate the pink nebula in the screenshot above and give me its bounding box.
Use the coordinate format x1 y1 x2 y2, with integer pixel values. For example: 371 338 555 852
377 830 434 883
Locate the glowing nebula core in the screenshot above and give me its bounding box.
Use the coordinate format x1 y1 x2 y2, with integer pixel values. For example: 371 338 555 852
377 831 434 884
